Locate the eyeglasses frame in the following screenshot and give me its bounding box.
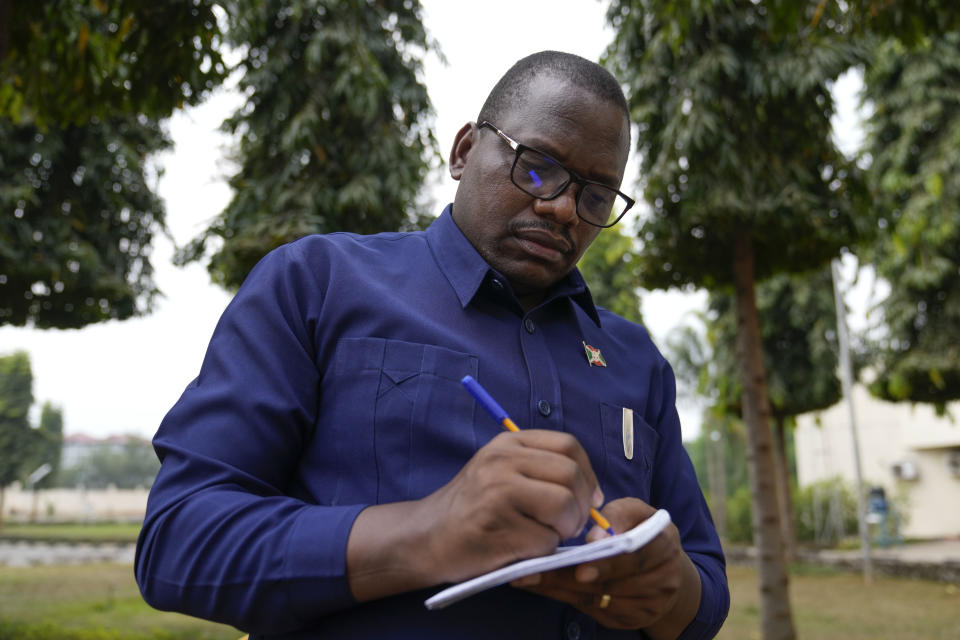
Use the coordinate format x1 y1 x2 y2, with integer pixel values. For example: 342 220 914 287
478 120 635 228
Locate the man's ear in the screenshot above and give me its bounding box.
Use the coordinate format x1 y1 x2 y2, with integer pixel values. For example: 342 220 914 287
449 122 478 181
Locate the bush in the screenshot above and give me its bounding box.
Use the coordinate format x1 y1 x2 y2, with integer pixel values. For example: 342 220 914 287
723 477 861 548
726 485 754 544
794 477 859 546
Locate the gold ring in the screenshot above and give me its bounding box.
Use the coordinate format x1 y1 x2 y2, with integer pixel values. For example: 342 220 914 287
599 593 611 609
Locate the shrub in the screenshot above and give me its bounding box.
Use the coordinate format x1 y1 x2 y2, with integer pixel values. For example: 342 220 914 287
725 485 754 544
794 477 859 546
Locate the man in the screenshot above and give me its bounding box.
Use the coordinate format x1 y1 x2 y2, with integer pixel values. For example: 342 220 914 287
136 51 729 639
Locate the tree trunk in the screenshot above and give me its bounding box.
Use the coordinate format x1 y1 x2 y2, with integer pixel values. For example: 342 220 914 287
732 229 796 640
772 415 797 561
0 485 5 529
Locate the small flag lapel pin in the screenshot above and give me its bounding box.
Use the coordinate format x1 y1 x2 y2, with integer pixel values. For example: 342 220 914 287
582 341 607 367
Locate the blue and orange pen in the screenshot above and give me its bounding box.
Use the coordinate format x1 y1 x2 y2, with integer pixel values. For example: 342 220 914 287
461 375 615 536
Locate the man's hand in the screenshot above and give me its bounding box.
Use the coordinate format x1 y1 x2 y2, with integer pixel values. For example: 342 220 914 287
510 498 702 639
346 430 604 601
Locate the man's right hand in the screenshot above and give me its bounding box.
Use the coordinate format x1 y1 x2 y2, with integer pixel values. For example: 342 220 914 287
345 429 603 602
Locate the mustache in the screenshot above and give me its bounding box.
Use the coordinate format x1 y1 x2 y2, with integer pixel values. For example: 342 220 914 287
508 219 576 256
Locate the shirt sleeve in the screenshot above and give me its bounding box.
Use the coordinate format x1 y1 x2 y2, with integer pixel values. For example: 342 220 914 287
135 241 366 634
648 358 730 640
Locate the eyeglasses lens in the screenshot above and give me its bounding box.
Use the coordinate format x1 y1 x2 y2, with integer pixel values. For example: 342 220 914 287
513 148 625 227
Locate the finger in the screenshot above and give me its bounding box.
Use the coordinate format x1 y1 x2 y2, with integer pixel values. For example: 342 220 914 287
515 581 659 630
510 430 603 506
573 530 681 584
510 475 594 540
479 432 599 533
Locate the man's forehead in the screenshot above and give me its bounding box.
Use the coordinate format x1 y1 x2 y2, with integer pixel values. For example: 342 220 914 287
500 78 629 147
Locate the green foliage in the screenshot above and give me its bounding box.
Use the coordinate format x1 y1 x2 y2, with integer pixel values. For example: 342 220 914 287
0 1 225 329
179 0 440 290
0 2 226 128
710 267 842 419
605 0 870 291
577 225 644 323
793 477 859 546
0 116 170 327
27 403 64 490
0 352 34 490
57 438 159 490
683 410 750 486
723 477 859 547
863 32 960 408
726 484 754 544
835 0 960 46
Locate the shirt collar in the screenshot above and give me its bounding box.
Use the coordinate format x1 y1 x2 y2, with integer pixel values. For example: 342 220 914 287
426 205 601 326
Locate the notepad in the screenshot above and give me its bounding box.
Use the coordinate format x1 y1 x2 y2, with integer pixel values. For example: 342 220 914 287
424 509 671 610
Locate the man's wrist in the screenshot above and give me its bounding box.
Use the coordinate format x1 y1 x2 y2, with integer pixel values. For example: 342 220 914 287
643 552 703 640
346 500 438 603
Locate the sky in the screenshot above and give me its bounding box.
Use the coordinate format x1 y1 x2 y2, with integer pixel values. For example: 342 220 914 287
0 0 869 442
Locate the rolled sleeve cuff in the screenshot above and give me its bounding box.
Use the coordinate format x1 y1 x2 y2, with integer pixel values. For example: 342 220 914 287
283 503 368 624
677 553 730 640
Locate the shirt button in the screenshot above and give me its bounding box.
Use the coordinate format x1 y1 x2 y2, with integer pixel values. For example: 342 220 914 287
524 317 535 333
537 400 551 417
566 621 581 640
490 278 504 291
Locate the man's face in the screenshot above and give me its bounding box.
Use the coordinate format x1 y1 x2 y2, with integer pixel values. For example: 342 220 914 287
449 76 630 309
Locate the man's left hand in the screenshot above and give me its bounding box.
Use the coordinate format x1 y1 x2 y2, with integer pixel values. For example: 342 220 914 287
510 498 701 637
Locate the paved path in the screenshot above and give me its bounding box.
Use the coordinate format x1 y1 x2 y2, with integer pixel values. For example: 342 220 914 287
813 539 960 564
729 539 960 583
0 540 135 567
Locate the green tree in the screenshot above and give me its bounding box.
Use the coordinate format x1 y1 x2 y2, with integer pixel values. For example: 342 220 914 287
0 116 170 327
58 438 160 490
178 0 439 289
0 2 225 128
0 352 34 526
0 1 226 328
607 3 867 636
862 32 960 409
711 267 841 557
577 224 644 323
29 402 64 491
668 269 840 556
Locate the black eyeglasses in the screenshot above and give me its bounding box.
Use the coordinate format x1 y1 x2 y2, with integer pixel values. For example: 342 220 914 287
479 121 634 228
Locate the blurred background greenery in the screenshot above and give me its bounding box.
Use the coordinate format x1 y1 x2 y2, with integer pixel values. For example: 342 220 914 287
3 1 960 638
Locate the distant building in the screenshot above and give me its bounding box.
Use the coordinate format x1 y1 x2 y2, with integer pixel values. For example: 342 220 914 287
795 383 960 540
61 433 145 467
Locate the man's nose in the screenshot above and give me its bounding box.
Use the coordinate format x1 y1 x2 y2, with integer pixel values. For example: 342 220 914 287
532 183 579 226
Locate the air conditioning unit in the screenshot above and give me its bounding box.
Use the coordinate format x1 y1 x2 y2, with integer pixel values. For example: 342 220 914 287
891 460 919 481
948 450 960 478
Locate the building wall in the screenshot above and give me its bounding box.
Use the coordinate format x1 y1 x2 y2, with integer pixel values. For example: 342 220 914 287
795 384 960 540
1 484 149 522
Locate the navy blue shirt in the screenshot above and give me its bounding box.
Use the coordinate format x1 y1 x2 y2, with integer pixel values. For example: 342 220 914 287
136 207 728 639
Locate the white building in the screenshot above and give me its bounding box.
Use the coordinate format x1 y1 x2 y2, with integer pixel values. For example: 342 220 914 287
794 383 960 540
61 433 138 467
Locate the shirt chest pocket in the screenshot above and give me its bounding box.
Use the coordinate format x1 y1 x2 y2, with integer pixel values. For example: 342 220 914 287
326 337 479 504
597 403 659 503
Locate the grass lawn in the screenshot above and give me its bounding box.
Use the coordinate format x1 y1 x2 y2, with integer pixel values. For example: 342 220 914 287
0 522 141 544
719 563 960 639
0 564 239 640
2 560 959 638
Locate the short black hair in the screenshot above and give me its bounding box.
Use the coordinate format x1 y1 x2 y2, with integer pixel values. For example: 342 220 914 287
478 51 629 126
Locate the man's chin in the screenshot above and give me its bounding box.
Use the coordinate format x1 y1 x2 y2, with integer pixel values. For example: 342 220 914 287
505 265 572 298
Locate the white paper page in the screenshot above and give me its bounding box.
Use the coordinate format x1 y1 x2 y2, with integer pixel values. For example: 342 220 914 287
425 509 671 610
